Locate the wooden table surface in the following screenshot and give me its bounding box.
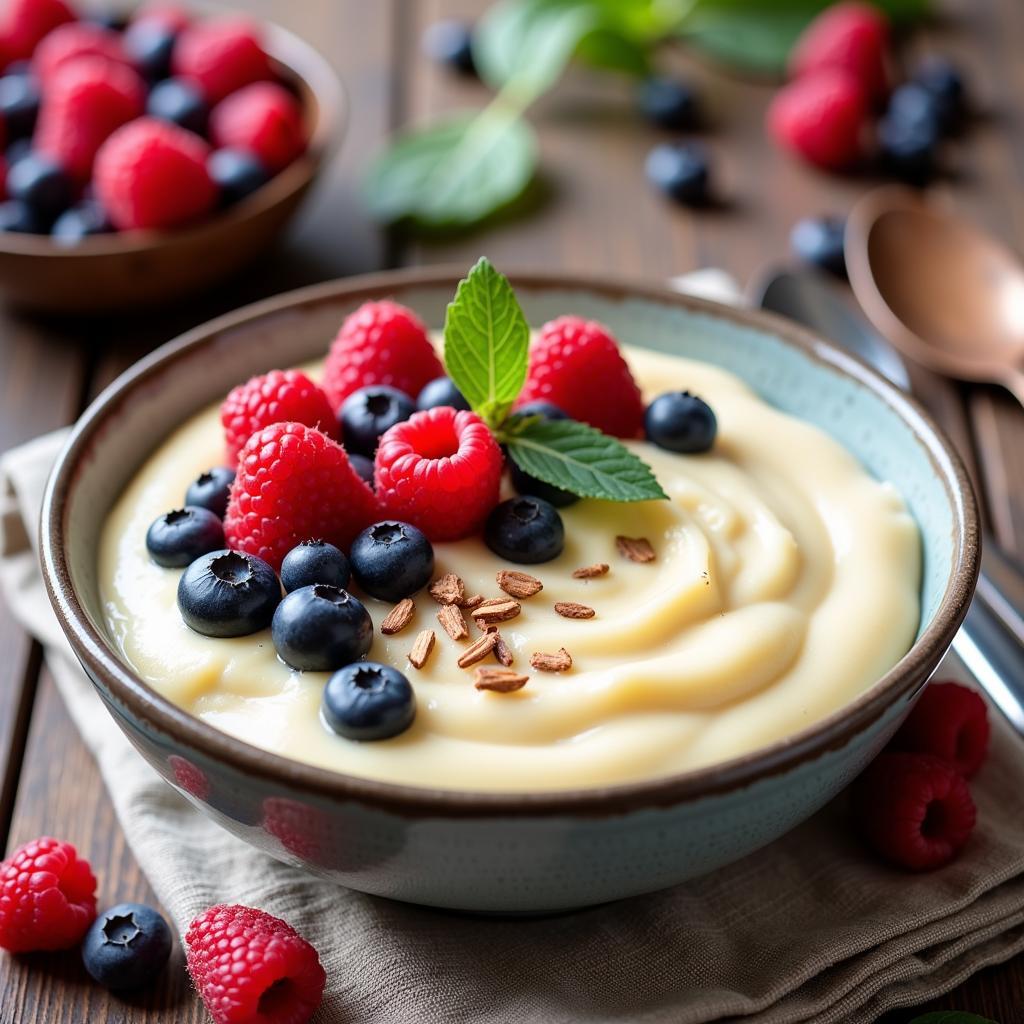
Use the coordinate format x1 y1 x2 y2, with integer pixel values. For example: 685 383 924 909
1 1 1022 1020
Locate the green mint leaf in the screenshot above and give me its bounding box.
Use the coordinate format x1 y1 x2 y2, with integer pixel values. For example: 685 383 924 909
907 1015 999 1024
503 418 667 502
443 258 530 425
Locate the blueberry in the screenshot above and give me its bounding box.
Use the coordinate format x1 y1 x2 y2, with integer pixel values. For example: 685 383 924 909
637 75 700 130
515 400 568 421
349 453 375 487
5 137 32 166
877 113 938 184
886 81 946 135
147 78 209 136
81 903 172 990
146 507 225 567
272 584 373 671
177 549 280 638
0 199 42 234
645 142 710 206
51 201 112 245
281 539 351 592
416 375 470 412
123 21 176 80
340 385 415 458
0 73 40 140
913 57 966 120
422 19 476 75
507 401 577 507
790 216 847 277
322 662 415 741
6 154 72 222
208 147 270 206
88 10 128 30
184 467 235 518
484 497 564 564
349 521 434 601
644 391 717 454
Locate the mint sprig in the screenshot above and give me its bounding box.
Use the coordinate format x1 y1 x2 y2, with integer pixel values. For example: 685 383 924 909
442 259 666 504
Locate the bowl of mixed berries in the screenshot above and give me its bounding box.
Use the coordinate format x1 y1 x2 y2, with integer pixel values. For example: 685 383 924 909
0 0 341 312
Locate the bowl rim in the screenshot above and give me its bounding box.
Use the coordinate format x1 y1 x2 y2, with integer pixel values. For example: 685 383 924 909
40 267 980 818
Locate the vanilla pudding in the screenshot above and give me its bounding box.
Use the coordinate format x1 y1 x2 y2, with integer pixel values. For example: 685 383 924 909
99 345 921 791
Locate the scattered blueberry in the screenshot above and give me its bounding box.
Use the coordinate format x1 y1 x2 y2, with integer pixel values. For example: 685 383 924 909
790 216 847 277
5 137 32 166
272 584 373 672
349 521 434 601
507 401 577 507
88 10 128 30
348 452 375 487
484 497 565 564
877 112 938 184
123 21 177 80
645 142 710 205
515 400 569 421
281 539 351 592
322 661 415 741
416 375 470 412
422 19 476 75
6 153 72 222
184 467 235 518
147 78 209 136
177 549 280 638
0 199 42 234
4 60 32 77
208 148 270 207
340 385 415 458
886 81 946 135
913 57 966 121
0 72 40 140
637 75 700 131
644 391 717 454
81 903 172 990
146 507 225 568
51 201 112 245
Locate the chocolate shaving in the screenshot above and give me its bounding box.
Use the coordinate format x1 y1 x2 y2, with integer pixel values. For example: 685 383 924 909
380 598 414 636
572 563 609 579
457 631 497 668
496 570 543 599
429 573 465 605
408 629 435 669
554 601 595 620
530 648 572 672
491 631 514 667
473 667 529 693
616 535 655 563
471 597 522 625
437 603 468 640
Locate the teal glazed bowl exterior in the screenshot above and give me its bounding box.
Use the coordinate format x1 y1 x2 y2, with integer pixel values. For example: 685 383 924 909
40 269 979 913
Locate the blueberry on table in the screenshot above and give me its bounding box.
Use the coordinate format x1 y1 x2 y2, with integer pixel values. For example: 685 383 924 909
416 375 470 412
322 662 416 741
51 201 112 245
281 539 351 592
340 385 416 457
913 57 966 120
177 549 280 638
790 216 847 277
0 199 42 234
82 903 172 990
146 507 225 567
147 78 209 136
484 497 565 564
6 154 72 223
208 147 270 206
644 392 717 454
350 521 434 601
422 19 476 75
886 82 947 136
645 142 710 206
184 466 235 519
124 21 177 80
877 113 938 185
637 75 700 131
348 452 375 487
0 72 39 140
272 584 373 672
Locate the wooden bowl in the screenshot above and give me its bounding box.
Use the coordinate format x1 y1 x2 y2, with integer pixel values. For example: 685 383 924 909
0 19 343 314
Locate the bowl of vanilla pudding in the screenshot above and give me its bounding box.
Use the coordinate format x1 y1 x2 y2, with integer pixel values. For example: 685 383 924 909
41 268 978 912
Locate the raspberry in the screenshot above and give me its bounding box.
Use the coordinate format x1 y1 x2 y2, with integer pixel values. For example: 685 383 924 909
210 82 306 173
891 681 990 778
518 316 645 438
172 17 272 104
322 300 444 410
224 421 380 570
33 23 133 88
35 56 146 183
186 904 325 1024
789 2 890 101
0 836 97 952
132 1 190 33
220 369 338 467
0 0 75 66
852 752 976 871
94 117 217 230
374 407 503 541
767 68 867 171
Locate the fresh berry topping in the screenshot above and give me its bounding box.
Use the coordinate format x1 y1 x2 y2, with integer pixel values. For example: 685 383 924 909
637 75 700 130
5 153 71 222
645 142 710 206
348 453 374 487
220 369 337 467
172 18 271 104
767 68 867 171
33 23 131 87
0 836 97 952
484 497 565 564
0 198 40 232
82 903 173 990
272 584 372 672
209 81 306 173
852 752 975 870
0 70 39 139
185 467 236 518
517 400 569 421
322 300 444 410
349 520 434 602
788 2 889 100
146 506 225 567
790 215 847 276
508 401 577 508
891 681 990 779
421 19 476 75
0 0 76 65
123 20 176 80
177 549 280 638
51 199 111 244
224 422 380 570
340 385 415 458
280 539 350 593
518 316 645 438
185 904 325 1024
322 662 416 741
416 375 469 412
373 408 503 542
94 117 216 230
147 77 209 135
644 391 717 454
209 147 269 206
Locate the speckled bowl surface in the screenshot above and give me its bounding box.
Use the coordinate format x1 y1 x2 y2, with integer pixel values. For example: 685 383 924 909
40 269 978 912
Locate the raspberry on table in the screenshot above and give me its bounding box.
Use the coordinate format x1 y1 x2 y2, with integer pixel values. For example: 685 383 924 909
0 836 97 952
210 81 306 173
891 681 990 778
224 421 380 570
186 904 325 1024
375 407 503 541
517 315 645 438
33 23 133 87
220 368 338 467
172 17 272 104
321 300 444 411
0 0 76 65
852 752 976 871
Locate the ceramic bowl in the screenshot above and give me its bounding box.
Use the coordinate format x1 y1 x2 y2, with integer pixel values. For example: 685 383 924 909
0 16 342 314
40 269 979 913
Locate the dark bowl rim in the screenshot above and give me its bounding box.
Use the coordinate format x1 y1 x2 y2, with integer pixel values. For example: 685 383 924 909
40 267 980 818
